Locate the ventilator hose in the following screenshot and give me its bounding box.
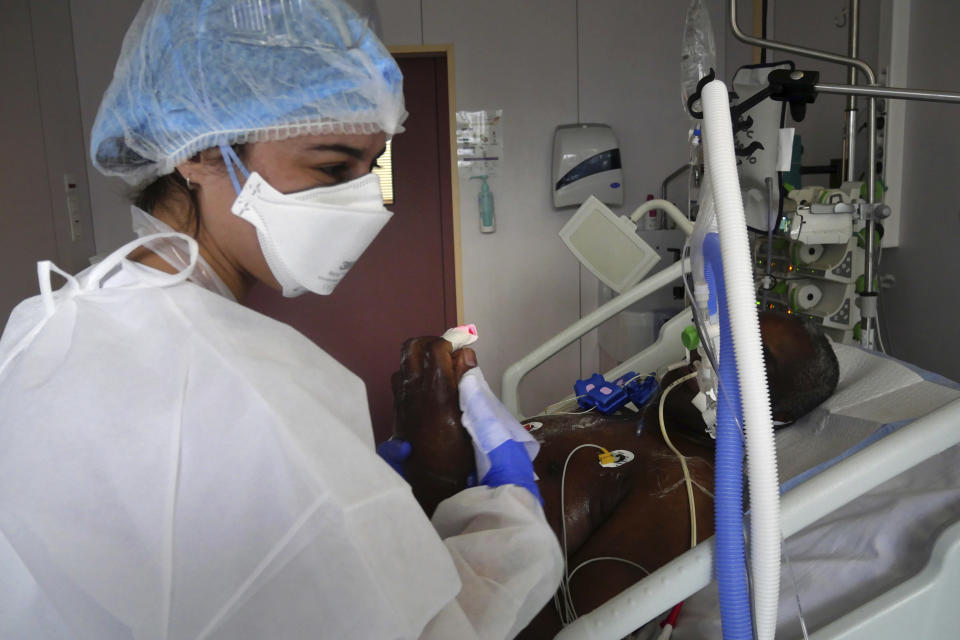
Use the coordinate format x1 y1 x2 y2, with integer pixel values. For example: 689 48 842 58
702 79 780 640
704 234 751 639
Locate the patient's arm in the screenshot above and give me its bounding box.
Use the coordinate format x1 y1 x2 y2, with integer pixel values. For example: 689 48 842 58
391 336 477 516
390 337 714 636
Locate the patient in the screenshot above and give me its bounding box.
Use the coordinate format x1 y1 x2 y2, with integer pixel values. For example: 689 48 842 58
391 312 839 638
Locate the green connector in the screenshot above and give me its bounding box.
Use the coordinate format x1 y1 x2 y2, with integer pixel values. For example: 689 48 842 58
681 325 700 351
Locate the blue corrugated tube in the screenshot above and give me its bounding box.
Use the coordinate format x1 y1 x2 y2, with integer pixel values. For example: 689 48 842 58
703 232 752 639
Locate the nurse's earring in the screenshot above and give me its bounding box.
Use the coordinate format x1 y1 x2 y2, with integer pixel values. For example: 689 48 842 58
177 169 195 191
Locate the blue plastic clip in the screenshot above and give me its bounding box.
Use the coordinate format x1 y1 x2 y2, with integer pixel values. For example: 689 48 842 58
611 372 659 408
574 373 629 414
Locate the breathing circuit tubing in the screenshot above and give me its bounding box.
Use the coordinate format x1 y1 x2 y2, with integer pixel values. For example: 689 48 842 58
689 80 781 640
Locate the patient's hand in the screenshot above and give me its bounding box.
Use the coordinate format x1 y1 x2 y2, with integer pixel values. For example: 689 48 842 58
391 336 478 515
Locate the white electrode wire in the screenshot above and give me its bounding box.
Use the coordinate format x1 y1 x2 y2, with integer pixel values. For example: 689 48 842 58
702 79 781 640
544 395 585 415
781 533 811 640
875 312 887 354
551 407 597 416
658 371 701 549
568 556 650 582
556 443 607 624
553 443 651 626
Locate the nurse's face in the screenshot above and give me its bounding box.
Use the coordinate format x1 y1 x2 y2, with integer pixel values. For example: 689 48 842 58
178 132 387 298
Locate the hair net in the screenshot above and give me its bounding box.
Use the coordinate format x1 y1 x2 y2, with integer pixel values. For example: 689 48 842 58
91 0 406 186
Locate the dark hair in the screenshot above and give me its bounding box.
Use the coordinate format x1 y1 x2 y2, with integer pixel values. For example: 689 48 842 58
132 170 200 236
766 318 839 424
131 144 247 237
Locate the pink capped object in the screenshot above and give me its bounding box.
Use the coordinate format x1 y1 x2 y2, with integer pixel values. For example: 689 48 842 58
442 323 480 351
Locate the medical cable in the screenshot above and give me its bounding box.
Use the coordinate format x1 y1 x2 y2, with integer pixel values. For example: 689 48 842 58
553 443 649 626
682 245 720 374
543 394 589 415
567 556 649 582
681 245 746 442
555 443 607 624
655 371 702 639
658 372 701 549
550 407 597 416
874 243 890 355
875 313 888 355
780 532 811 640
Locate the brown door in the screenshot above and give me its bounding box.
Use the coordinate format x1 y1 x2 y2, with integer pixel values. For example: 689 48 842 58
245 53 457 443
1 1 60 328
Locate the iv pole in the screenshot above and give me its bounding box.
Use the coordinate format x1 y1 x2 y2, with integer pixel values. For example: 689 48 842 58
729 0 960 350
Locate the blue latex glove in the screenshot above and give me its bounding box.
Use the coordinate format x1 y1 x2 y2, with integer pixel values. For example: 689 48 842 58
482 440 543 504
377 439 412 477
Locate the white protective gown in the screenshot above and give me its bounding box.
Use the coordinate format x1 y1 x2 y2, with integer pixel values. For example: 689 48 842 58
0 233 563 640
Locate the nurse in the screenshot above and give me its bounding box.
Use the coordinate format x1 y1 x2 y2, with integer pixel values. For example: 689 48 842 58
0 1 562 638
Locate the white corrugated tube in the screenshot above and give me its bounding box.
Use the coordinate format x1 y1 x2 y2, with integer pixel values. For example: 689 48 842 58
701 79 781 640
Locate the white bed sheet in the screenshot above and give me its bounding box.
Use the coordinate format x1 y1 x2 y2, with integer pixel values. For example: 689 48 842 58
664 344 960 639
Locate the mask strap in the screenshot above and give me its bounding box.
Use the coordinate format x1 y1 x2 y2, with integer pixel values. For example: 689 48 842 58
219 144 250 196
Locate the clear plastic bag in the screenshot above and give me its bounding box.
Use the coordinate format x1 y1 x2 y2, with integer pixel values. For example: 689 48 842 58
681 0 718 115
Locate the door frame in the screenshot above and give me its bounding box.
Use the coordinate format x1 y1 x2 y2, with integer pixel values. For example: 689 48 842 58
389 44 463 324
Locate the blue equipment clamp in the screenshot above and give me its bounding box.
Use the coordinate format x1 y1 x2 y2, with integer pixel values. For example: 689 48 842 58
613 372 659 408
574 373 629 414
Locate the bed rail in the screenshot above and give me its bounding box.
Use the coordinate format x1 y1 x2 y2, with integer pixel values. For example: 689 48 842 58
554 397 960 639
501 259 687 418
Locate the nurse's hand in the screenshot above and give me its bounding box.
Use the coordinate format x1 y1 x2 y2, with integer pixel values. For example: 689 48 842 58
482 439 542 503
458 368 543 503
376 439 412 477
391 337 478 515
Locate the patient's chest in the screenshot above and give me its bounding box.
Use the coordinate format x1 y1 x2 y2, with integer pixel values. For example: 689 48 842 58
529 413 714 559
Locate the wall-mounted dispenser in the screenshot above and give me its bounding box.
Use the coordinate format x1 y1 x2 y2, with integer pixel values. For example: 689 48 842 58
552 123 624 208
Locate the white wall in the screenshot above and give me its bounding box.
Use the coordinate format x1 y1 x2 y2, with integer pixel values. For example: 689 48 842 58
881 1 960 381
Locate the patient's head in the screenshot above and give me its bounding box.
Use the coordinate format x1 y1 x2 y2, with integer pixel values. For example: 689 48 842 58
759 311 839 423
656 311 839 438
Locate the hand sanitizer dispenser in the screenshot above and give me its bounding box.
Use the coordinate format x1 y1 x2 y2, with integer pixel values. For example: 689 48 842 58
470 175 495 233
552 124 624 208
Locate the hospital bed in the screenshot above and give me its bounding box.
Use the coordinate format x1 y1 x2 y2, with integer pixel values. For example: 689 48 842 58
501 261 960 640
499 0 960 634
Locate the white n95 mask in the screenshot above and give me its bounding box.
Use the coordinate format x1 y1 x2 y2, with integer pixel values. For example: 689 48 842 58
221 145 393 297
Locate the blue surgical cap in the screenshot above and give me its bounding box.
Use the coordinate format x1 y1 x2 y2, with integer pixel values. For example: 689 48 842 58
91 0 406 186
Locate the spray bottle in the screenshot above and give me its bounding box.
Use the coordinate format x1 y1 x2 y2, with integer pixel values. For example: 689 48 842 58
470 175 495 233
